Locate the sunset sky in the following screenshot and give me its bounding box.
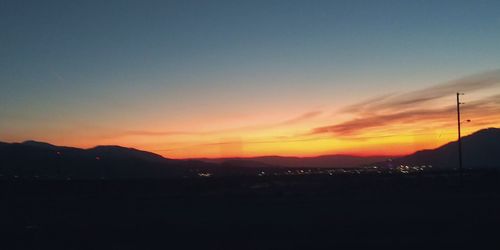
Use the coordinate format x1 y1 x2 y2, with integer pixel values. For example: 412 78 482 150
1 0 500 158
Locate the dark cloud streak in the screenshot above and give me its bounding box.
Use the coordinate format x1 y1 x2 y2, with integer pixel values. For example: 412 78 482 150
101 111 323 139
314 69 500 136
341 69 500 114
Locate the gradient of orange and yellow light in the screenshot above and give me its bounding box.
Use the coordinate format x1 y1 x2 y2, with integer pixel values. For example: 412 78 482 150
2 71 500 159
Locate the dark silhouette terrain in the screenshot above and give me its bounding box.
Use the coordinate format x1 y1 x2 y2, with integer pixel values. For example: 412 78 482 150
1 173 500 249
393 128 500 169
0 141 215 179
1 128 500 249
2 128 500 180
200 154 392 168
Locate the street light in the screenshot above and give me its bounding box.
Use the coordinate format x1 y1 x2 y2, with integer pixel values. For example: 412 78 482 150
456 93 470 186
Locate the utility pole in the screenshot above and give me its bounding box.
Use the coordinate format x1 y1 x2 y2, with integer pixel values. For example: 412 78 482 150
457 92 464 185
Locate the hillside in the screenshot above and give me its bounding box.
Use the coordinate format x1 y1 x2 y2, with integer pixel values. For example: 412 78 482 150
0 141 212 179
200 155 392 168
395 128 500 169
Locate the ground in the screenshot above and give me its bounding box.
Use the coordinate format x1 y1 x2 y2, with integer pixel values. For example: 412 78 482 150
1 171 500 249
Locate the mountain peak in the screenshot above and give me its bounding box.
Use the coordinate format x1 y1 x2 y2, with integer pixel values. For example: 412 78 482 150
21 140 57 149
87 145 168 162
89 145 134 151
469 127 500 137
397 127 500 169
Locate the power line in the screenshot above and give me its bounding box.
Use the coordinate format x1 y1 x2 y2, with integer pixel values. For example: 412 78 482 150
150 131 470 152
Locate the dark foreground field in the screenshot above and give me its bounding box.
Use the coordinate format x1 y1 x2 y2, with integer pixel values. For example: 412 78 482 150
2 171 500 249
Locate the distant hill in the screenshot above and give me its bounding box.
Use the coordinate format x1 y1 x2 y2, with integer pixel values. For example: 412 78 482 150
200 155 393 168
394 128 500 169
0 141 214 179
1 127 499 179
86 145 169 163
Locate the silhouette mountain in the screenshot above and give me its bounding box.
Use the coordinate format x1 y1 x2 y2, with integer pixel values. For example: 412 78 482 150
0 141 214 179
1 127 498 179
19 141 168 162
394 127 500 169
21 140 60 149
200 155 392 168
86 145 169 163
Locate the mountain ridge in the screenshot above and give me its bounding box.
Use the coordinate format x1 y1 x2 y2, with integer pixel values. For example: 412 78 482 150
392 127 500 169
198 154 395 168
1 127 499 178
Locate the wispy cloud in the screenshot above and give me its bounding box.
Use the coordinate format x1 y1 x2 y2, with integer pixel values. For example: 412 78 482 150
341 69 500 114
108 130 207 138
313 69 500 136
154 135 333 153
276 111 323 126
313 107 456 135
102 111 323 139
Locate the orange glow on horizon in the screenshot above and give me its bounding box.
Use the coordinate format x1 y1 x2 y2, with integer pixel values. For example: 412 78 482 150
124 123 494 159
3 108 498 159
3 75 500 159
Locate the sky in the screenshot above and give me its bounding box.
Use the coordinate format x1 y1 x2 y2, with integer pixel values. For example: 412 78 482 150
1 0 500 158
